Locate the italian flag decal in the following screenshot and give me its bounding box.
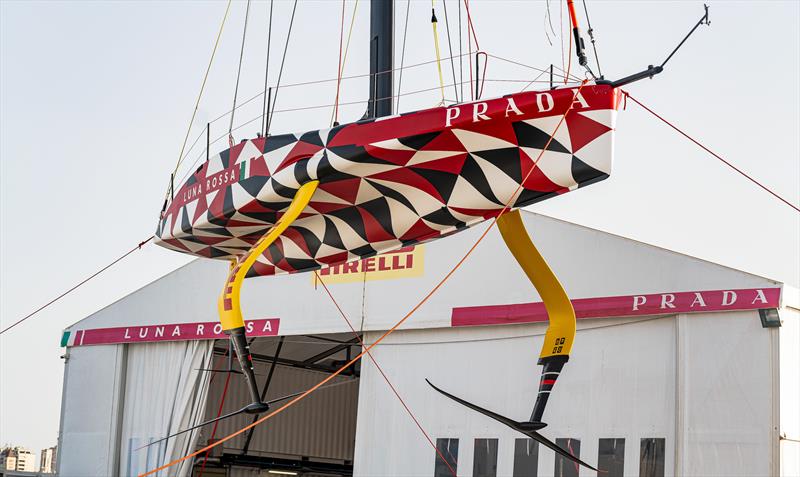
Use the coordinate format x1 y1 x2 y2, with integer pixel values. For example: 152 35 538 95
239 161 247 181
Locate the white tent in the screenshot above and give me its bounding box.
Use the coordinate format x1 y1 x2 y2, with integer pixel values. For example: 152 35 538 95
57 212 799 477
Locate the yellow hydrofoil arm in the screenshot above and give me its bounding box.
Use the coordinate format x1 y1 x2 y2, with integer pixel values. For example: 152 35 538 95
218 180 319 411
496 209 576 424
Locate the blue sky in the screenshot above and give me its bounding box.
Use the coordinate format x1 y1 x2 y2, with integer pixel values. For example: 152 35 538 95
1 0 798 454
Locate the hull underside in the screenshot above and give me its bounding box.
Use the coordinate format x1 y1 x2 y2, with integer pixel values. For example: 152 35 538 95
156 85 620 278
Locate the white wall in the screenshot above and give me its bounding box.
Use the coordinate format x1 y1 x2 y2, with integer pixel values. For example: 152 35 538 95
676 311 774 477
354 310 774 476
780 305 800 477
57 345 125 477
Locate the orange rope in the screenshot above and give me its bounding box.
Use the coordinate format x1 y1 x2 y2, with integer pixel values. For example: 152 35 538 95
313 271 458 476
140 80 588 477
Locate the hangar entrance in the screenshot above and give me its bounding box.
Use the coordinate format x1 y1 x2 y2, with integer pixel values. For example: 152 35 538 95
193 333 361 477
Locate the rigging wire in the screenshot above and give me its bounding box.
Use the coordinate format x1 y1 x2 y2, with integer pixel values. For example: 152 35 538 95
458 0 463 103
197 371 232 477
339 0 360 90
544 0 556 46
581 0 602 78
0 237 154 336
332 0 347 126
166 0 232 201
430 1 447 105
228 0 252 147
396 0 411 112
467 7 473 101
624 92 800 214
139 82 589 477
487 53 581 82
173 53 574 186
314 271 458 477
266 0 298 137
441 0 460 103
560 0 565 80
519 69 549 92
461 0 480 50
331 0 359 125
260 0 275 136
176 71 581 183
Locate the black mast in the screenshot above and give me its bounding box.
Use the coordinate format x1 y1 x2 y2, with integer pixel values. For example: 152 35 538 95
367 0 394 118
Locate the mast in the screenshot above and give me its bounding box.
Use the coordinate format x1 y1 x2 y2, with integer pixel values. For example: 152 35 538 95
367 0 394 118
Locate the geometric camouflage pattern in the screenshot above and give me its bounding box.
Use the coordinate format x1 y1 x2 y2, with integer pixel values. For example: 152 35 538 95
156 84 621 278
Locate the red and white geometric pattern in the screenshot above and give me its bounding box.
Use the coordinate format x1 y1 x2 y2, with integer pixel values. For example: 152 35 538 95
156 84 621 277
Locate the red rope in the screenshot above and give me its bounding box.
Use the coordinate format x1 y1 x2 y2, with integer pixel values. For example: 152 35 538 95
624 92 800 214
0 236 154 335
314 271 458 476
461 0 480 50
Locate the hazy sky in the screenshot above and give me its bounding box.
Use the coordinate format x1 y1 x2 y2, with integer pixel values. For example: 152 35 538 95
1 0 798 454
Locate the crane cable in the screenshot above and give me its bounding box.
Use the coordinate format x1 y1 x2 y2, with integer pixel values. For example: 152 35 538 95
431 1 447 105
139 81 589 477
166 0 233 203
260 0 274 136
265 0 299 137
228 0 252 148
581 0 602 78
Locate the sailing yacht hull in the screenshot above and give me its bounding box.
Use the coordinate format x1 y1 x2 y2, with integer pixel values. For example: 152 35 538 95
156 84 620 277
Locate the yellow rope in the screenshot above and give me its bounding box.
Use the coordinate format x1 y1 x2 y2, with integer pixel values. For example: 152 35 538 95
166 0 233 202
340 0 359 82
431 1 446 105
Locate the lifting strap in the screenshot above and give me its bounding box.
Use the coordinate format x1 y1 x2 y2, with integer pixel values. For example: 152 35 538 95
218 180 319 331
496 209 576 423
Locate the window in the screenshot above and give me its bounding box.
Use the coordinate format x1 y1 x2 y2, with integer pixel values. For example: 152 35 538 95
554 438 581 477
434 438 459 477
513 438 539 477
598 438 625 477
473 438 498 477
639 438 665 477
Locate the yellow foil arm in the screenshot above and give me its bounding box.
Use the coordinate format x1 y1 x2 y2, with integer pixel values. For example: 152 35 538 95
496 210 576 360
218 181 319 331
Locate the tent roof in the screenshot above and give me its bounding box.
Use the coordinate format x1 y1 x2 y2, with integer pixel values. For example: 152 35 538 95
65 211 789 344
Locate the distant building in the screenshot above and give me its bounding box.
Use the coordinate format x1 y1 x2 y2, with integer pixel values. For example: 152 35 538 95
0 447 36 472
39 447 56 474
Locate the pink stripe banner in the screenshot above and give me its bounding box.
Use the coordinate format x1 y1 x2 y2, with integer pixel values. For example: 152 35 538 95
451 287 781 327
70 318 280 346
